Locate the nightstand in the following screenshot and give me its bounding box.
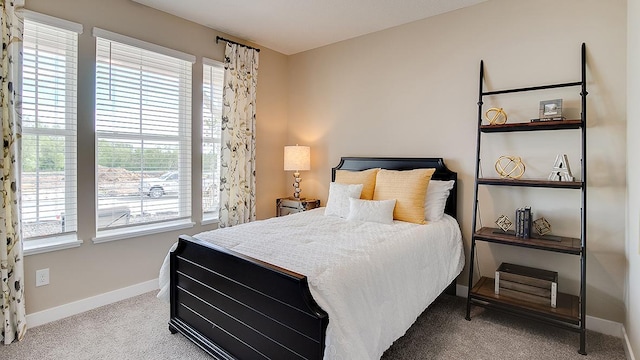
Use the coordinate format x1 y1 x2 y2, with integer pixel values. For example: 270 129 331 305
276 198 320 217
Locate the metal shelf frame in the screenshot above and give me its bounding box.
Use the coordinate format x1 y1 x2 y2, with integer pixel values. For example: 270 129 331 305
465 43 588 355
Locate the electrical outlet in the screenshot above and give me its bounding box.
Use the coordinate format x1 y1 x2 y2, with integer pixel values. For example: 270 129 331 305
36 268 50 287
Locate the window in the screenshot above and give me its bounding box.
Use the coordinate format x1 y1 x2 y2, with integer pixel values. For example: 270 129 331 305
94 29 194 239
22 14 80 243
202 59 224 220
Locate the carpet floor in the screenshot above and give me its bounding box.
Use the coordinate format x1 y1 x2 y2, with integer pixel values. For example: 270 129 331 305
1 291 626 359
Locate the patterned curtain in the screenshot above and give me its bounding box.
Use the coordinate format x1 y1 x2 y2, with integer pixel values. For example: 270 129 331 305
218 43 259 227
0 0 26 344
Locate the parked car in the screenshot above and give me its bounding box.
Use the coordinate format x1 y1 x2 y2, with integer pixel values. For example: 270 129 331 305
139 171 179 198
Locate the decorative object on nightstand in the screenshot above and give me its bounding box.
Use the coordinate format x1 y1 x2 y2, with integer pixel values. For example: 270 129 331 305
548 154 574 181
485 107 508 125
494 155 526 179
276 198 320 217
284 145 310 199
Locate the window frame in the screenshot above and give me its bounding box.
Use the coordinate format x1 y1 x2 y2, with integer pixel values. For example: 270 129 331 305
202 58 224 223
21 11 83 255
92 28 196 243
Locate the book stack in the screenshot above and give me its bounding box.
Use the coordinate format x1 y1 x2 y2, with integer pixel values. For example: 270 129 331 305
514 207 532 238
531 117 565 122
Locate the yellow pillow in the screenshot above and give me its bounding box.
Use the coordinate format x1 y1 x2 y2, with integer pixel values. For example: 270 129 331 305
373 168 436 224
335 168 380 200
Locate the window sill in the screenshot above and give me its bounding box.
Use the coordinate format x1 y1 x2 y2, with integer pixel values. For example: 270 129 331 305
92 219 195 244
24 234 83 256
201 214 219 226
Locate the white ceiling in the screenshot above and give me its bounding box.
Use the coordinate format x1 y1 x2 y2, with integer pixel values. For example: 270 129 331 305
132 0 486 55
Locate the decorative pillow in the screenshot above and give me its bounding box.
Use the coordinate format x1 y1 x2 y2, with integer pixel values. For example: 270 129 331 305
334 168 380 200
373 168 436 224
324 182 364 218
424 180 455 222
346 198 396 224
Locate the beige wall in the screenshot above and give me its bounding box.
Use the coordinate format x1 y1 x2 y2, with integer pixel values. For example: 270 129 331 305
23 0 288 313
626 0 640 355
288 0 627 322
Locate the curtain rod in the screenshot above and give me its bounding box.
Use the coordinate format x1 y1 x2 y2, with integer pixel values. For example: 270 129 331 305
216 36 260 52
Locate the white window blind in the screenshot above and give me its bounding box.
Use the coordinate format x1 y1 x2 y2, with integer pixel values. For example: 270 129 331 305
95 33 193 232
22 18 79 239
202 59 224 219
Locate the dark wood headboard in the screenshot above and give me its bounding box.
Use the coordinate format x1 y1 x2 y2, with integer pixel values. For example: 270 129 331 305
331 157 458 219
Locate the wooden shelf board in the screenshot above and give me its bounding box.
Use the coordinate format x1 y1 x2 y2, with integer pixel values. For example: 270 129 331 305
474 227 582 255
470 276 580 325
480 119 583 133
478 178 583 189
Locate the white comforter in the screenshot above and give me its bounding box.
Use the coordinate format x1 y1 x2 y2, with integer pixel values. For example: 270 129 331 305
158 208 464 360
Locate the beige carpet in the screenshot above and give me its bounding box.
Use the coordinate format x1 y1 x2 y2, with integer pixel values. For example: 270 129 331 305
1 292 626 359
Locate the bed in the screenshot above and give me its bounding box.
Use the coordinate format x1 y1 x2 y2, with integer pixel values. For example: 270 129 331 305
160 157 463 359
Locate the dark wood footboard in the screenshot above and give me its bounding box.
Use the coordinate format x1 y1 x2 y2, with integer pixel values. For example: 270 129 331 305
169 235 329 360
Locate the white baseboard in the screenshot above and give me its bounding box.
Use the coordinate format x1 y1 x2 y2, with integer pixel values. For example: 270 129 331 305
587 314 623 338
623 326 637 360
26 279 159 329
455 284 623 338
456 283 468 298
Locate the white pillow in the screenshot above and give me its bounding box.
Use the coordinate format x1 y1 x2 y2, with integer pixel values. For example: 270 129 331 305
424 180 455 222
325 182 364 218
347 198 396 224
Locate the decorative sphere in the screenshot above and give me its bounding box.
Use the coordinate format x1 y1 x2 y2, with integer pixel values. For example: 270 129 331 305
495 155 525 179
485 107 508 125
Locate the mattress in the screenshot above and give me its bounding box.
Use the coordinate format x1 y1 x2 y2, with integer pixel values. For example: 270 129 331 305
158 208 464 360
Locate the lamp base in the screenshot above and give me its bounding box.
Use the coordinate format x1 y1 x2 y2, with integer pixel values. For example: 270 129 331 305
292 172 302 199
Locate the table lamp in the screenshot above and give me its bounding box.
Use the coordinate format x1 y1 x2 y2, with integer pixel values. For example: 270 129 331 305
284 145 310 199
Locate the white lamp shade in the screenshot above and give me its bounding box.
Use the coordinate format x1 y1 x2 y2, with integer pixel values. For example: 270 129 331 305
284 145 310 171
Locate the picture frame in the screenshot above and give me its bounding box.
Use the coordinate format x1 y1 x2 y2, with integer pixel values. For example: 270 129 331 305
538 99 563 121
